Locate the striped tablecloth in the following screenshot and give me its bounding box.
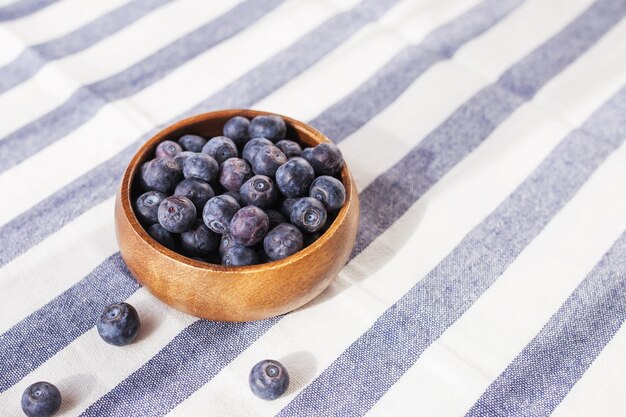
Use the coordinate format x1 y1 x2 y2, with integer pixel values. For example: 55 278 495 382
1 0 625 415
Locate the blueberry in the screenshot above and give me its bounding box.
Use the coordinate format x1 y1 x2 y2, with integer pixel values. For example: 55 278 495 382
248 115 286 142
219 157 252 191
155 140 182 159
181 220 220 257
223 116 250 148
174 178 215 212
173 151 195 169
147 223 177 250
290 197 327 233
275 157 314 198
263 223 303 260
219 233 237 257
275 139 302 158
279 197 298 219
178 135 207 152
249 359 289 400
223 190 247 207
222 245 258 266
309 175 346 211
183 153 219 183
264 209 286 230
158 196 197 233
141 157 182 193
302 142 343 176
303 230 324 247
135 191 166 224
256 245 272 263
204 250 222 265
230 206 269 246
240 175 278 209
21 381 62 417
202 195 240 234
97 302 141 346
140 161 149 184
250 145 287 177
242 137 273 163
202 136 238 165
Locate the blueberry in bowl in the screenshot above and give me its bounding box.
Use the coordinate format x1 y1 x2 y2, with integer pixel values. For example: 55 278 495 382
115 110 359 322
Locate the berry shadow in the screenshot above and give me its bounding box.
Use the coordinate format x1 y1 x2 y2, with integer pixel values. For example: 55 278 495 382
279 351 317 396
133 302 161 344
56 373 96 413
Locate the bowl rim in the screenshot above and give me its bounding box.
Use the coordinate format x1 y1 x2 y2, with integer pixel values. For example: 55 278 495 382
119 108 357 275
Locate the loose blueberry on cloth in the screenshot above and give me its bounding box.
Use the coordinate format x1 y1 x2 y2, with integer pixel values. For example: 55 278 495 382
249 359 290 400
97 302 141 346
21 382 62 417
134 114 346 265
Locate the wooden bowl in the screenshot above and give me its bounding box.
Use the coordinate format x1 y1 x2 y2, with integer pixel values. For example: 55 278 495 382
114 109 359 322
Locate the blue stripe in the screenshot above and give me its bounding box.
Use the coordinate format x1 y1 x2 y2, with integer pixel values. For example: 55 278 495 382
81 318 280 416
0 0 522 269
0 0 408 393
0 253 139 392
0 0 172 94
0 0 287 173
0 0 522 401
0 0 58 21
277 43 626 417
466 231 626 417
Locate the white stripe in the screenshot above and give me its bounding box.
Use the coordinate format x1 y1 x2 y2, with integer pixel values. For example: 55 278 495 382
376 0 479 43
0 0 242 140
551 322 626 417
0 0 335 228
322 0 362 11
364 17 626 417
453 0 588 80
167 1 597 414
0 197 118 334
0 0 131 67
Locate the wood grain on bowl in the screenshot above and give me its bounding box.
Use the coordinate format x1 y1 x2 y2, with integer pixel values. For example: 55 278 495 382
114 109 359 322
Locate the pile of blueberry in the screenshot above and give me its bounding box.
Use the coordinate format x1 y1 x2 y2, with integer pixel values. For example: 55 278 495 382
134 114 346 265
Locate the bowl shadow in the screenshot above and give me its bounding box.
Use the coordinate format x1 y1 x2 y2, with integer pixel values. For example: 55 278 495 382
296 192 429 311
